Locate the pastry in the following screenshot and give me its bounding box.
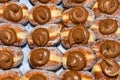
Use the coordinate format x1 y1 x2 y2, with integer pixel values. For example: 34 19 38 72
0 68 22 80
0 23 27 46
0 0 18 3
92 0 120 18
0 2 28 25
92 39 120 62
28 24 62 48
22 69 59 80
29 4 63 26
28 47 62 70
63 0 96 8
60 25 96 49
60 70 95 80
62 6 95 27
30 0 61 5
0 45 23 70
90 18 120 39
92 58 120 80
62 46 96 71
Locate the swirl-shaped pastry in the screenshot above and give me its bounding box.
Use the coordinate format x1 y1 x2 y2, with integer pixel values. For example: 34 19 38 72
63 0 96 8
69 25 90 46
29 48 50 68
92 0 120 18
33 6 51 25
22 70 59 80
69 6 88 24
62 46 96 71
3 3 23 22
29 4 62 26
28 24 62 48
0 46 23 69
60 70 95 80
67 51 86 70
100 40 120 58
0 2 28 25
92 59 120 79
98 0 119 14
90 18 120 39
61 25 95 49
29 47 62 70
0 69 22 80
30 0 61 5
0 51 13 70
0 28 16 45
101 58 120 77
99 19 118 35
92 39 120 61
62 6 95 27
32 28 49 47
0 23 27 46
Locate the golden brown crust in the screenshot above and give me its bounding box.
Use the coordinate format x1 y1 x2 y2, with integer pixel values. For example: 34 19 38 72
90 17 120 39
0 23 27 46
28 24 62 48
63 0 96 8
92 39 120 62
60 27 96 49
62 7 95 27
30 0 61 5
62 46 96 71
0 45 23 69
22 70 59 80
92 61 120 80
60 70 95 80
28 47 62 70
0 69 22 80
92 2 120 18
29 4 63 26
0 2 28 25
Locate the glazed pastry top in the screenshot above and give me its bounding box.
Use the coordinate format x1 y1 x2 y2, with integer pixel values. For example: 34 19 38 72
3 3 23 22
98 0 119 14
33 5 51 24
32 28 49 47
61 70 81 80
69 6 88 24
99 19 118 35
67 51 86 70
30 48 50 68
29 74 47 80
71 0 85 3
38 0 49 3
0 51 13 70
69 25 90 46
100 58 120 77
0 28 17 45
100 40 120 58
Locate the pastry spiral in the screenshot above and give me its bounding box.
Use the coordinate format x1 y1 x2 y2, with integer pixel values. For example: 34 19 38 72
62 46 96 71
61 25 96 49
29 47 62 70
28 24 62 48
29 4 62 26
0 23 27 46
0 2 28 25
